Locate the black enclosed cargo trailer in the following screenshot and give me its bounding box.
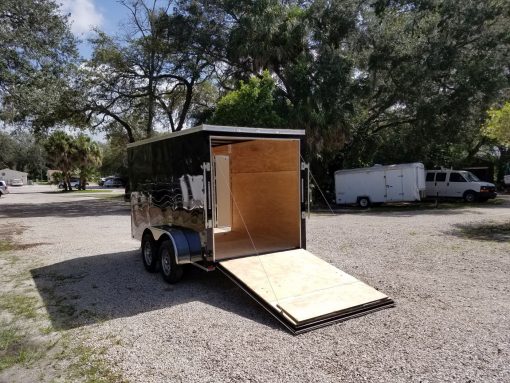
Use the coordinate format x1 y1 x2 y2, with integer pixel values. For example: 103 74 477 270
127 125 393 334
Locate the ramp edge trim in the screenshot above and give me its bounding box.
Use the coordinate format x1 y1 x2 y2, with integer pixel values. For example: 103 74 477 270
217 263 394 335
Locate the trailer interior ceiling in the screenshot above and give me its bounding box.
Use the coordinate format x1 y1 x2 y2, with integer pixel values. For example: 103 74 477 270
211 138 301 260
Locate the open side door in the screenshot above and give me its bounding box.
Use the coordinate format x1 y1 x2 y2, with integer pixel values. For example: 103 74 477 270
217 249 394 334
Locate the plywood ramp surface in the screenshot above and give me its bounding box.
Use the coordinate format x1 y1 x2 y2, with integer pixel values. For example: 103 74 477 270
219 249 393 331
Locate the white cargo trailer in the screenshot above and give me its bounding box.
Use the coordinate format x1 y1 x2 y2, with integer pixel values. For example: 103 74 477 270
335 163 426 207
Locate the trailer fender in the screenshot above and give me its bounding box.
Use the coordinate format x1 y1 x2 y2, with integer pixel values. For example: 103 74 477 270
148 226 202 265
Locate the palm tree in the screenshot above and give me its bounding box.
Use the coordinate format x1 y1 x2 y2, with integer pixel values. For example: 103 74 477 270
44 131 75 191
73 135 102 190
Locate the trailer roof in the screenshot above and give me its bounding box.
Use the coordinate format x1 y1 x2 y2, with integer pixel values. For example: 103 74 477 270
126 124 305 148
334 162 424 175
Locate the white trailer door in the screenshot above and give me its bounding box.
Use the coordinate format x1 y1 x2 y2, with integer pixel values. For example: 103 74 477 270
218 249 393 334
385 169 404 201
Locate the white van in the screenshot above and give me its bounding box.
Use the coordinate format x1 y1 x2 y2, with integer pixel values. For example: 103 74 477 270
425 169 496 202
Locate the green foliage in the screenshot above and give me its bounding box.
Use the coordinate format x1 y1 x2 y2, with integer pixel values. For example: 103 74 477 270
44 131 74 190
219 1 509 165
0 0 79 131
0 0 76 88
2 0 510 193
484 102 510 146
44 131 102 190
0 132 47 179
341 0 510 168
50 171 64 185
0 133 17 169
74 135 101 189
80 0 226 141
210 71 286 128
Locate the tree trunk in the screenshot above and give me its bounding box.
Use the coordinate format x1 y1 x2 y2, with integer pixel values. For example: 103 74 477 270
176 81 194 132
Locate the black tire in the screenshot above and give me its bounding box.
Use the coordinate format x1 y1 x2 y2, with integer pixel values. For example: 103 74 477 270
358 197 370 208
159 240 184 284
463 191 476 203
141 233 158 272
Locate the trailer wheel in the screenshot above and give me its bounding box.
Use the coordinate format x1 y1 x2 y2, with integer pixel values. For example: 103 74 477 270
357 197 370 208
141 232 158 273
159 240 184 284
463 191 476 203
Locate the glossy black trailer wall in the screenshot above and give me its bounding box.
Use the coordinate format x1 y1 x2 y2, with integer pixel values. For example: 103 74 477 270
128 132 209 242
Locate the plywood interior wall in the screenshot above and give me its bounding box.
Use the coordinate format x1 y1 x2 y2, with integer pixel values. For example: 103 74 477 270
214 155 231 228
213 139 301 260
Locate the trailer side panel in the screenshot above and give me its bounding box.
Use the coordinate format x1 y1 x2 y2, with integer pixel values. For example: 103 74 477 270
128 132 210 243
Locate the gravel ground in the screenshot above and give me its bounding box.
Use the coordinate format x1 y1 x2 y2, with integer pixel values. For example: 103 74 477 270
1 185 509 382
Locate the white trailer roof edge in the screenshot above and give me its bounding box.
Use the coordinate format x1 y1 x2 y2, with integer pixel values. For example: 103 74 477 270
334 162 425 175
127 125 306 148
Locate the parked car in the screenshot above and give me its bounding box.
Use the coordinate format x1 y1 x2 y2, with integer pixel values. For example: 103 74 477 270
0 180 9 197
425 169 497 202
504 175 510 186
58 178 86 189
103 178 124 188
10 178 23 186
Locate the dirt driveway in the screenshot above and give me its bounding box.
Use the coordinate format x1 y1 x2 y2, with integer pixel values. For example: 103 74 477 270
1 186 509 382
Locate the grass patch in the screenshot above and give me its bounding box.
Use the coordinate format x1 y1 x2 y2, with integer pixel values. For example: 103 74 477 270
454 220 510 242
0 326 23 351
39 325 54 335
0 239 48 253
0 293 39 319
69 345 126 383
0 240 15 252
0 324 41 372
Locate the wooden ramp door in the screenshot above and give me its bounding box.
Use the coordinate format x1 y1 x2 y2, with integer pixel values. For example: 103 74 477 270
217 249 394 334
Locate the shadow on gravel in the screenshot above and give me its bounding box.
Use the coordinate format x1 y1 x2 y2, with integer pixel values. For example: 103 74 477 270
0 198 130 218
449 220 510 242
30 250 280 332
316 197 509 218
